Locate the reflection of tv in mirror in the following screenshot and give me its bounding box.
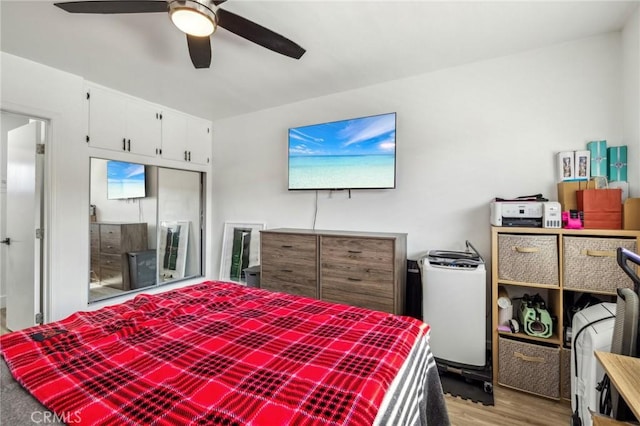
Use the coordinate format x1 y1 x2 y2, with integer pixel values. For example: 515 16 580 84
288 112 396 190
107 160 146 200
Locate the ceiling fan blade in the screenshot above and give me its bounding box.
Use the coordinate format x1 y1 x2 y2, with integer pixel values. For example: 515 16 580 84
216 8 305 59
54 1 168 14
186 34 212 69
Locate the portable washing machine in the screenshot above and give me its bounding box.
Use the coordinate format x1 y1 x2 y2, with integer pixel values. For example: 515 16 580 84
420 241 487 369
570 302 616 426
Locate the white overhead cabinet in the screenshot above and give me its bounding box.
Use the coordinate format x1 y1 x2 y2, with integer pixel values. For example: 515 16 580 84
87 84 161 157
161 108 211 166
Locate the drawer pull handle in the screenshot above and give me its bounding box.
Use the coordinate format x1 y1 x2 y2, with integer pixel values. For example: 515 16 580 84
348 277 362 282
281 245 293 248
581 249 615 257
348 250 362 254
281 269 293 273
514 247 539 253
514 352 545 363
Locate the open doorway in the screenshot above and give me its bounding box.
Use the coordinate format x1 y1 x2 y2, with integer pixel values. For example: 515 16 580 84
0 111 47 333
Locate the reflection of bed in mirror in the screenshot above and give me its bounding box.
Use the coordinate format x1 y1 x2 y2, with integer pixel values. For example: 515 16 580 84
1 281 450 425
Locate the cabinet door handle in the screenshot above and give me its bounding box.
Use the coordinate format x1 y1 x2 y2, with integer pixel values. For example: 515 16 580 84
188 151 191 161
581 249 615 257
122 138 126 150
184 150 188 161
347 277 362 282
127 139 131 151
514 247 539 253
514 352 545 363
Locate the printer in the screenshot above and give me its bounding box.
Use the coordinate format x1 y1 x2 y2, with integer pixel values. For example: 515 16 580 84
490 201 561 228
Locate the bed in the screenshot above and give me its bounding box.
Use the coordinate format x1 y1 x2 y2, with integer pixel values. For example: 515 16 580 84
0 281 449 425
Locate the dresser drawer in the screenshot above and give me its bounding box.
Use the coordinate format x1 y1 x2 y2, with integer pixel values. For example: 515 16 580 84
261 263 317 293
100 253 122 282
321 279 394 313
260 278 317 299
261 233 316 264
563 236 636 293
498 234 559 285
321 236 394 267
100 225 122 254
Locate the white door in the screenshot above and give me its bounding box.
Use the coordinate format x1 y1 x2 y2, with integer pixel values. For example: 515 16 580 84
5 121 43 331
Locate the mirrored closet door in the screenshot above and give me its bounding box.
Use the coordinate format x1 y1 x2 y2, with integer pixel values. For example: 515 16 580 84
89 157 204 302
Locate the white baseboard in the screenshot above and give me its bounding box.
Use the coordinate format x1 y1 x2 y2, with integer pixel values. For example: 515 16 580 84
0 294 5 309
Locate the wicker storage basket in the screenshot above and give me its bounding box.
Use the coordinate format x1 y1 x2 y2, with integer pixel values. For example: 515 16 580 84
561 347 571 401
498 337 560 399
563 237 636 293
498 234 559 285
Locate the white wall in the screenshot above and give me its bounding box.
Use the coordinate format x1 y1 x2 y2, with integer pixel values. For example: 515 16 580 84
212 33 625 270
623 7 640 195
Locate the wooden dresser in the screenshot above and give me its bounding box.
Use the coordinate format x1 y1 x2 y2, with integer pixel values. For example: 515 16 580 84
90 222 148 290
260 228 407 315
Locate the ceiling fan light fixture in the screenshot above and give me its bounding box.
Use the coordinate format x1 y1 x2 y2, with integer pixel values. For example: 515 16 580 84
169 1 217 37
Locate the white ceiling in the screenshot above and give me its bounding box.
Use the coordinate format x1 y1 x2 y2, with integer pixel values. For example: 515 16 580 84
1 1 638 121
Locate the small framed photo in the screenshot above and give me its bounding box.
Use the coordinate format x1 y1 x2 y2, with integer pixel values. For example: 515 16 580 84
574 150 590 180
220 222 265 283
557 151 575 181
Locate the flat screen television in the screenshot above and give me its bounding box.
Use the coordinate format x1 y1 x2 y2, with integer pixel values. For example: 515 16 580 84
107 160 146 200
288 112 396 190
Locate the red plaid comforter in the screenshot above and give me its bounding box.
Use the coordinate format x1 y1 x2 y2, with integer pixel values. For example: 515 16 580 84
1 281 429 425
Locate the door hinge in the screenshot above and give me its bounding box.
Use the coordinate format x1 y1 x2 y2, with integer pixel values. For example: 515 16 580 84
36 144 45 155
35 312 43 324
86 135 90 143
36 228 44 239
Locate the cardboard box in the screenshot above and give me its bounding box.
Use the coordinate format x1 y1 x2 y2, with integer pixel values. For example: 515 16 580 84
607 145 627 182
623 198 640 230
557 180 595 212
574 150 590 180
587 140 607 177
557 151 575 181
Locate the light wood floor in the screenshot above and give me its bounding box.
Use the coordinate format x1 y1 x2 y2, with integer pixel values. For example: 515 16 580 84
446 385 572 425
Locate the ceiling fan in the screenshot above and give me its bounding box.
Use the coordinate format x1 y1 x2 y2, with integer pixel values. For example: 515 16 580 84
53 0 306 69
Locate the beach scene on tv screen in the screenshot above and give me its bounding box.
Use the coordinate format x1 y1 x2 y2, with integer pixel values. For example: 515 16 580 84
107 161 146 199
289 113 396 189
